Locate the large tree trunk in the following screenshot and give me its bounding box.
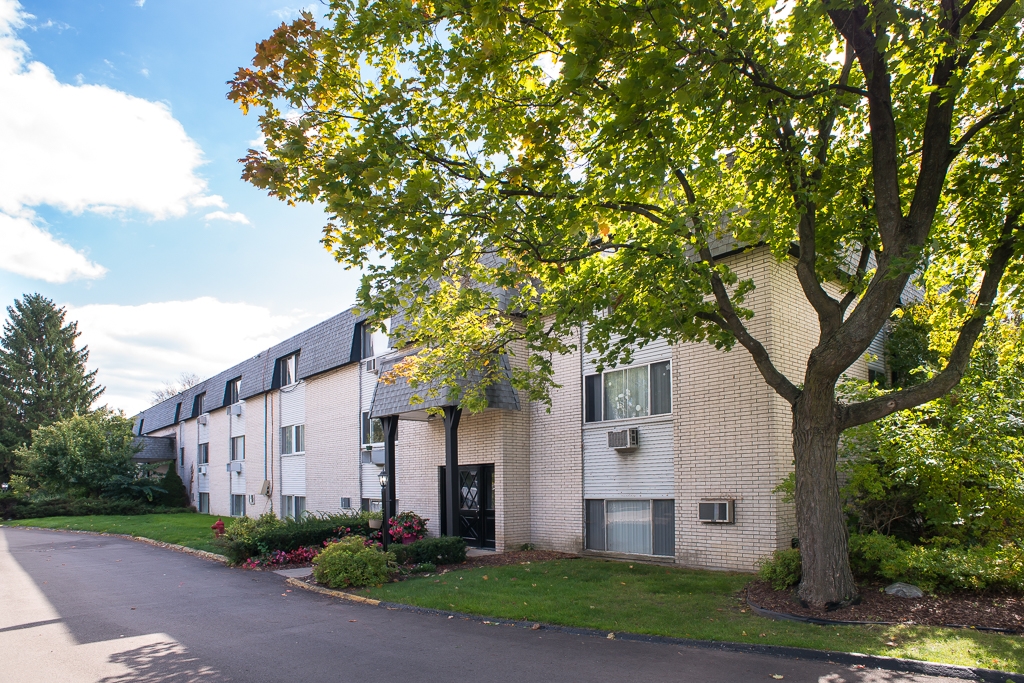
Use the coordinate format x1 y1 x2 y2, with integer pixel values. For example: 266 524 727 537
792 377 857 607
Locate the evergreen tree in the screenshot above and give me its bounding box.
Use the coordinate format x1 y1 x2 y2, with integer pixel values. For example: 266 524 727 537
0 294 104 482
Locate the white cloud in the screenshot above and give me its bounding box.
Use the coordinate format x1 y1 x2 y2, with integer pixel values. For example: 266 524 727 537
0 210 106 282
204 210 251 225
134 0 145 7
70 297 301 414
0 0 229 282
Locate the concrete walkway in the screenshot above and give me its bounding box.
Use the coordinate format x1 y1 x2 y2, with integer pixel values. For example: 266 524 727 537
0 527 967 683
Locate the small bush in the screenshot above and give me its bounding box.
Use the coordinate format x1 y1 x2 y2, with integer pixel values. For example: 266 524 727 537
217 513 285 564
757 548 802 590
389 510 428 542
313 536 396 588
849 533 1024 593
384 536 467 565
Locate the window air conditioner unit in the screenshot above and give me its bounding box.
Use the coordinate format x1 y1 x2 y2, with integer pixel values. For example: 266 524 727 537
197 464 208 475
698 500 734 524
259 479 272 497
364 358 377 373
607 427 639 452
197 415 208 425
228 404 242 416
226 461 244 474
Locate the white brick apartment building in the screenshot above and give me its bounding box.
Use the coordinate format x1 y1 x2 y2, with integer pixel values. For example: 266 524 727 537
135 246 879 571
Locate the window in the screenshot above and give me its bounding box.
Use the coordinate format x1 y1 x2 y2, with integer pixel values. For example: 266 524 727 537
226 377 241 405
198 492 209 513
174 402 181 423
278 354 297 386
585 499 675 557
137 418 144 435
193 392 206 417
231 494 246 517
179 447 184 469
231 436 245 461
198 443 209 464
361 498 382 513
360 324 374 360
584 360 671 422
282 495 306 519
362 411 384 446
281 424 305 454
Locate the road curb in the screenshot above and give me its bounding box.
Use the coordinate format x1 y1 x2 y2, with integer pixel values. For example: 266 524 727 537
1 525 229 564
284 576 380 605
282 573 1023 683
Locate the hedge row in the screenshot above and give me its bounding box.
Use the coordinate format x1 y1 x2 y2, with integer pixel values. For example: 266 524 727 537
0 494 194 520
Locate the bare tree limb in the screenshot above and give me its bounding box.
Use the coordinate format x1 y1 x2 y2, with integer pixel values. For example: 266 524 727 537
838 242 873 315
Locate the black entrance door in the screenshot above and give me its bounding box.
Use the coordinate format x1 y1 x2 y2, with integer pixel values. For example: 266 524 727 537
439 464 495 548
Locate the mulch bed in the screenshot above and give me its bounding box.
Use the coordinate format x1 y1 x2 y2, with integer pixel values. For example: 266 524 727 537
746 580 1024 632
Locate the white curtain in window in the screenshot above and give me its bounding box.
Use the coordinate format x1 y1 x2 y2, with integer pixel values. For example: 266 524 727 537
603 367 650 420
606 500 652 555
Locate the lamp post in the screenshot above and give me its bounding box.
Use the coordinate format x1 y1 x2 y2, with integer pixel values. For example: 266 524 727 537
378 470 389 551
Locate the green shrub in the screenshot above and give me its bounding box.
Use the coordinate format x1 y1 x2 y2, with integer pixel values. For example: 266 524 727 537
376 536 467 565
757 548 802 590
216 511 374 564
313 536 396 588
155 465 190 508
849 533 1024 593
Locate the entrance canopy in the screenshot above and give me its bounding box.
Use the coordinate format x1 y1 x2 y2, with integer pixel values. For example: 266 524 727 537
368 353 520 421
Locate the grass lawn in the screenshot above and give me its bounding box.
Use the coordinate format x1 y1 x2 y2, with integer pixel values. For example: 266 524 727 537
362 558 1024 673
3 514 234 554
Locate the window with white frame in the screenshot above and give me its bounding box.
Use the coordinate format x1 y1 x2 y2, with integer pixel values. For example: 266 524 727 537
278 354 297 386
198 443 209 465
281 424 305 455
231 435 245 461
282 495 306 519
362 411 384 446
231 494 246 517
584 360 671 422
585 499 675 556
198 492 209 513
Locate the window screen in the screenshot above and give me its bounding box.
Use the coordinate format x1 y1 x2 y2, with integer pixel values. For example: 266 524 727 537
650 361 671 415
362 412 384 444
231 436 245 461
585 500 606 551
198 443 209 464
584 375 602 422
652 500 675 556
198 492 209 513
231 494 246 517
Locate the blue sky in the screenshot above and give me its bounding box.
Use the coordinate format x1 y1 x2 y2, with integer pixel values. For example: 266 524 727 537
1 0 364 413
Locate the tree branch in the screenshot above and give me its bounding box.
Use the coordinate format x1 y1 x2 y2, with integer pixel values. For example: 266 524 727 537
840 212 1020 429
948 104 1014 161
674 169 802 405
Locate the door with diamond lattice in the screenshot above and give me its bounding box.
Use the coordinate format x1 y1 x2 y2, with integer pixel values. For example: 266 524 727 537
439 464 495 548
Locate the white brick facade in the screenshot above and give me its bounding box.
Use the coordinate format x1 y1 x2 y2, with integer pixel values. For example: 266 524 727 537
138 246 872 570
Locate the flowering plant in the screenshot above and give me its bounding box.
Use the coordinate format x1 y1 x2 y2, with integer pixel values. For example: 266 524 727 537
389 510 428 542
242 544 322 569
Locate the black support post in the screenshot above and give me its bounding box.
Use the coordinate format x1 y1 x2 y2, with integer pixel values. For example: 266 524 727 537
381 415 399 550
443 406 462 538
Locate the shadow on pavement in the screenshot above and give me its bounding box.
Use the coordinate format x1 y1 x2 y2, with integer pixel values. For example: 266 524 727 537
99 641 229 683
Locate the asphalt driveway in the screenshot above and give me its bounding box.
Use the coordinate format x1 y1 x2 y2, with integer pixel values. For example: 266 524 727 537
0 527 966 683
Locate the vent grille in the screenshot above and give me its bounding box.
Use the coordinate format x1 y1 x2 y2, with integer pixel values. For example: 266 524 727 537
607 428 639 452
